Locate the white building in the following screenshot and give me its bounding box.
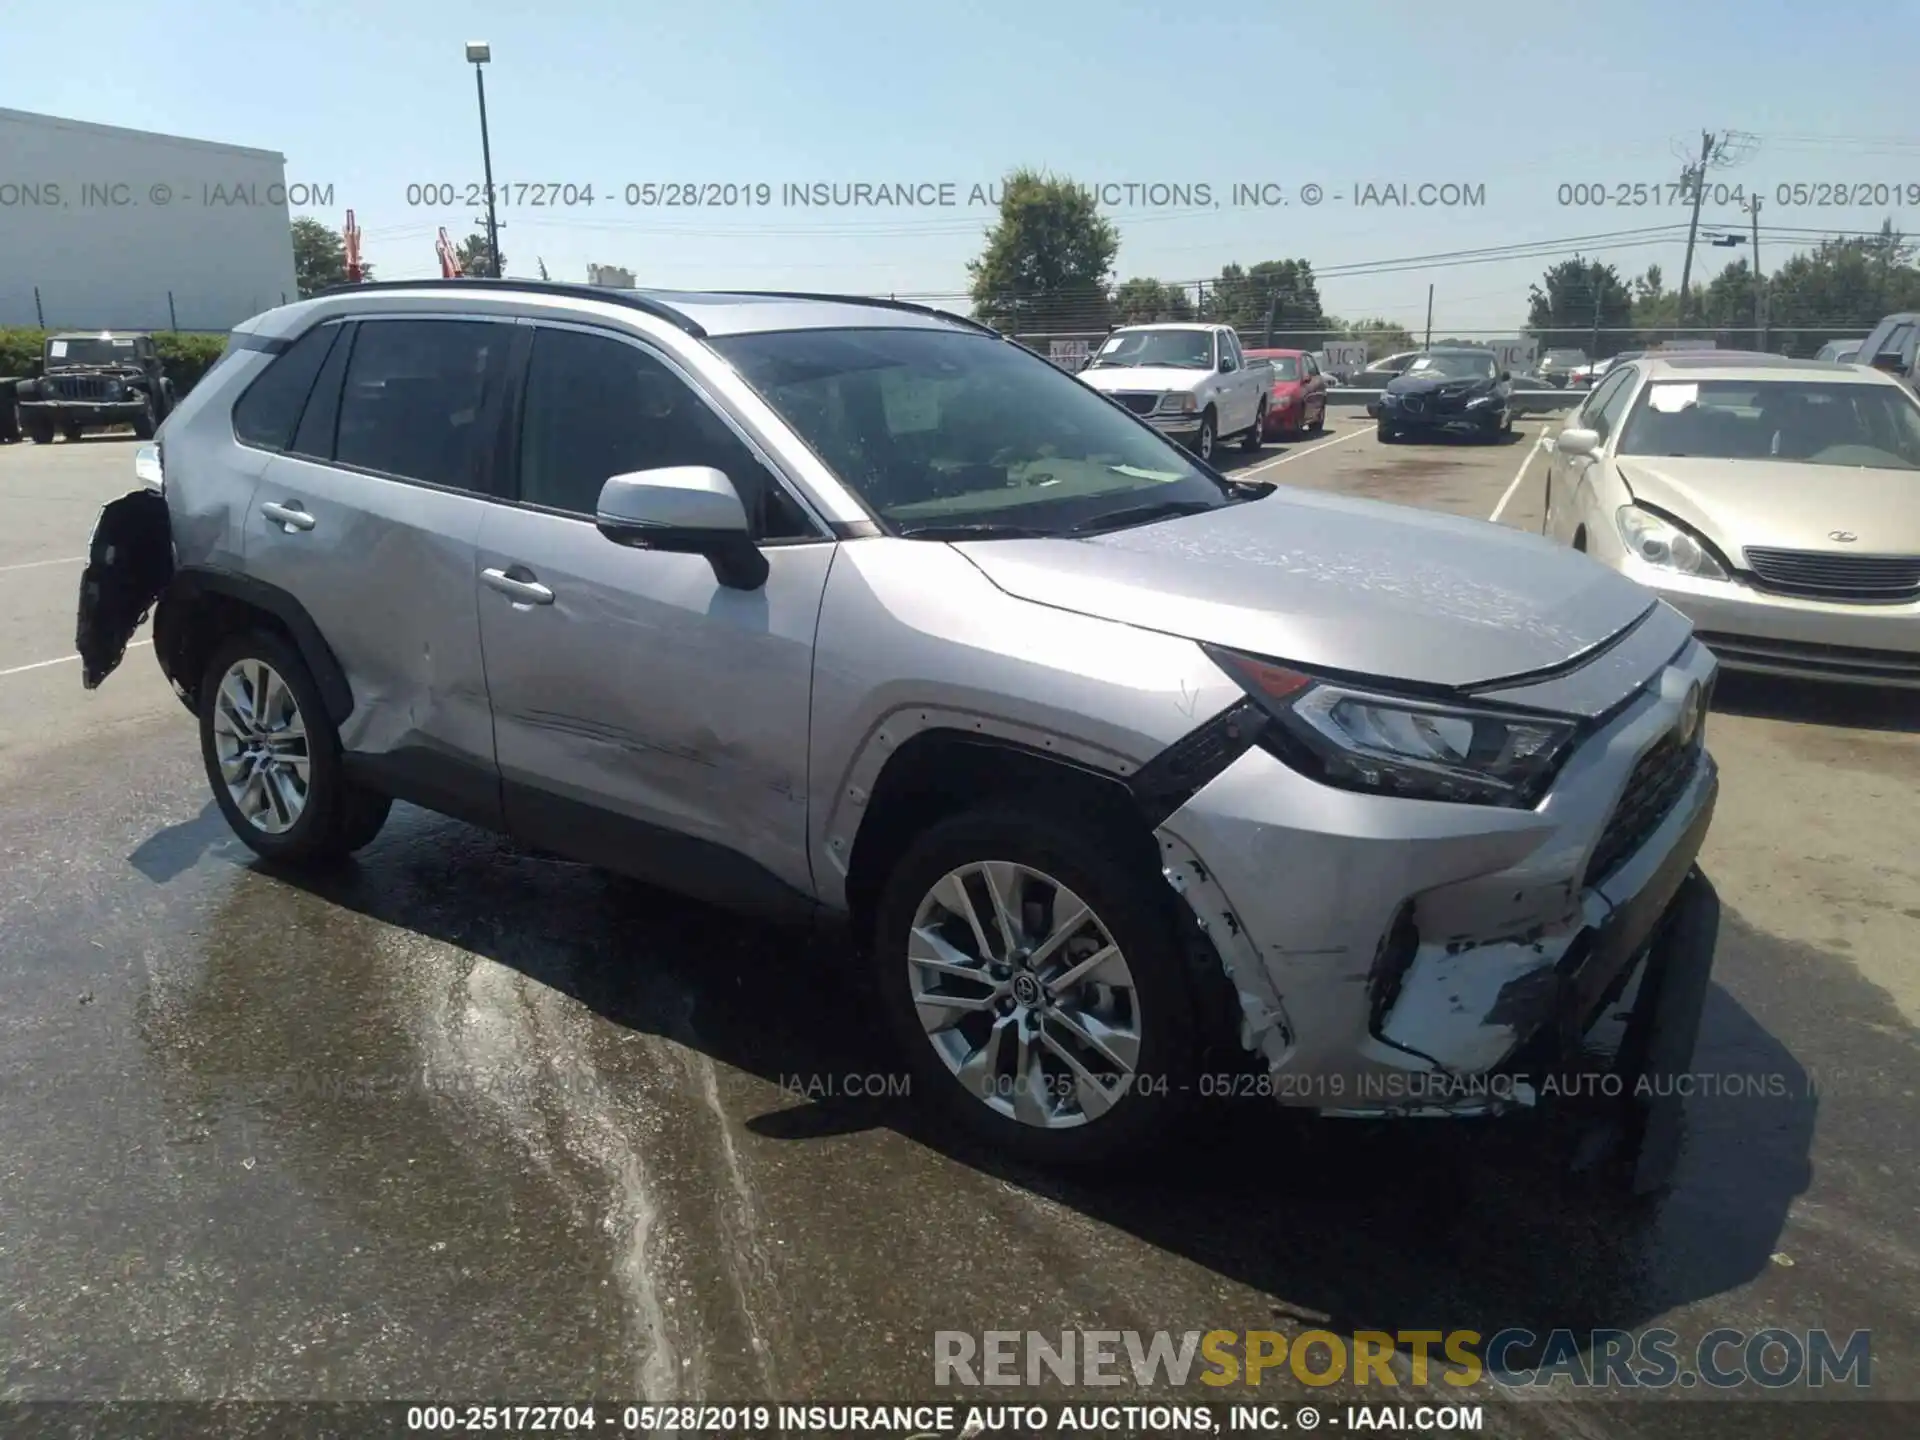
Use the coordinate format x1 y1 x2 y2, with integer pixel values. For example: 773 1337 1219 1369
0 107 300 333
587 263 636 288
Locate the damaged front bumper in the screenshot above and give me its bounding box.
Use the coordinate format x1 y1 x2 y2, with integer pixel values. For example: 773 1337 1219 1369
76 488 174 688
1155 636 1720 1117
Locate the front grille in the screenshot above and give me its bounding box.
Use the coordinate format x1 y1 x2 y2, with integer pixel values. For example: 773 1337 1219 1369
1743 547 1920 603
1113 392 1159 416
48 374 113 400
1585 729 1702 889
1697 631 1920 684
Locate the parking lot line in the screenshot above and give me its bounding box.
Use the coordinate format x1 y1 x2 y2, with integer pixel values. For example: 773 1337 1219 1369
1489 432 1549 523
0 555 86 575
0 639 148 680
1237 424 1370 477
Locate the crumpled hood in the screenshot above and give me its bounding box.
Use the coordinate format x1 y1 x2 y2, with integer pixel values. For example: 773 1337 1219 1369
1078 365 1215 394
954 487 1655 690
1387 372 1496 397
1615 457 1920 553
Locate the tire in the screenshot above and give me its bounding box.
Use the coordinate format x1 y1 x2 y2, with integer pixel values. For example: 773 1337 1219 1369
1305 402 1324 434
25 417 54 445
871 805 1204 1168
132 391 158 439
1240 402 1266 452
198 629 391 864
63 422 85 442
1190 409 1217 463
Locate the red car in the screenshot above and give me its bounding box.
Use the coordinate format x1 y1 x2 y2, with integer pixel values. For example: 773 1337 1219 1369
1245 348 1329 438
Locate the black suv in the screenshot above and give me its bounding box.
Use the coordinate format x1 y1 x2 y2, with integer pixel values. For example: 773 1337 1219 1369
16 332 177 443
1375 347 1514 442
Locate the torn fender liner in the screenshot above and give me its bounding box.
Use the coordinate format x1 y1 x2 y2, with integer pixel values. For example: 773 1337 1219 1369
76 489 172 689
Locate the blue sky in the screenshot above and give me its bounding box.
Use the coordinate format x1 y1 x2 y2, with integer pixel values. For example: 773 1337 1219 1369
5 0 1918 332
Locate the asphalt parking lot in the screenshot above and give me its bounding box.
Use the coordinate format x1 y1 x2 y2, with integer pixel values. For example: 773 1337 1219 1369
2 425 1916 1435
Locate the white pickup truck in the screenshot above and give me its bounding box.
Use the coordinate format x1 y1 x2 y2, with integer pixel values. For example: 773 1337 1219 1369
1076 323 1272 462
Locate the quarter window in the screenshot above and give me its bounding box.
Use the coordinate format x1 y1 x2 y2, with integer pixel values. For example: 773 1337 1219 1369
231 323 340 452
334 320 511 491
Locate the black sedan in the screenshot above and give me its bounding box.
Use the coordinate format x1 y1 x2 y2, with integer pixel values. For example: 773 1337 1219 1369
1374 348 1514 442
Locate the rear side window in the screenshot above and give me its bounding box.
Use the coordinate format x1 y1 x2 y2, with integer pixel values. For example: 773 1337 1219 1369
335 320 511 491
231 324 340 452
290 323 353 460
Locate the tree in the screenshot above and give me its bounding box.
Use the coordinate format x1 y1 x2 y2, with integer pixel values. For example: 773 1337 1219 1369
1765 223 1920 356
1111 277 1193 323
455 232 503 277
1199 260 1326 342
1526 257 1633 356
1325 315 1415 359
291 218 373 298
967 170 1118 333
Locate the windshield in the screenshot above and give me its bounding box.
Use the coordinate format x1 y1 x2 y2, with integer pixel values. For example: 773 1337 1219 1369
45 336 138 367
1618 379 1920 469
1543 350 1586 367
713 327 1233 534
1405 352 1497 380
1087 329 1213 370
1260 356 1301 379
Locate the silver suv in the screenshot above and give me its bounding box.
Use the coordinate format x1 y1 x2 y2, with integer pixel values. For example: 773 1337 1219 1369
77 281 1721 1173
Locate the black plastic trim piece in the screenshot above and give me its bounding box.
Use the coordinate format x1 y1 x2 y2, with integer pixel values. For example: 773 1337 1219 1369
166 567 356 725
343 746 505 831
722 291 1000 336
1128 699 1268 827
227 331 292 355
829 518 885 540
314 278 709 338
503 781 818 923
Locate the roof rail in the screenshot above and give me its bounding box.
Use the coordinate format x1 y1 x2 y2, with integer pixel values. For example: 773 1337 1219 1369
725 291 1000 337
312 277 707 338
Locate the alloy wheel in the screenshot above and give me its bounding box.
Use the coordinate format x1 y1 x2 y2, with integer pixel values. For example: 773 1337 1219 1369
906 861 1143 1129
211 658 311 834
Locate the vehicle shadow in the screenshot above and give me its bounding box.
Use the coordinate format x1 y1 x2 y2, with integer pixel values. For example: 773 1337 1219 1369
161 815 1829 1355
1711 669 1920 735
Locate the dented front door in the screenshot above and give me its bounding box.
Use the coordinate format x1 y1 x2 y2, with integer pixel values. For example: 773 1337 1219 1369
473 502 830 903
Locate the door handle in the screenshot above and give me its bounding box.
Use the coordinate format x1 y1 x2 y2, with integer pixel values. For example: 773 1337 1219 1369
481 567 555 605
261 501 316 532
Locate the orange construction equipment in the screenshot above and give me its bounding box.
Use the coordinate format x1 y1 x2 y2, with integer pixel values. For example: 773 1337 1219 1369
436 227 464 278
343 210 364 283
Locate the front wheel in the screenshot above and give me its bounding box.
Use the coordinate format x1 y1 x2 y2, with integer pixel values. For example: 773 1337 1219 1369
63 422 86 442
871 806 1204 1168
199 630 392 864
25 416 54 445
1190 409 1217 463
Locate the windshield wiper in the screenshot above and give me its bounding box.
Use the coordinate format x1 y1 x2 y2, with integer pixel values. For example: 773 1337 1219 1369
1065 498 1224 535
893 521 1057 540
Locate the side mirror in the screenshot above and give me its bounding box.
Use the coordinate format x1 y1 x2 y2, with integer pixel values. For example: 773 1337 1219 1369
1555 427 1601 457
1873 352 1904 372
595 466 769 590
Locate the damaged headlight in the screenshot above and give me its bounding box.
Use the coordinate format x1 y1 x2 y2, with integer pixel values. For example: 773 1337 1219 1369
1615 505 1728 580
1206 646 1580 808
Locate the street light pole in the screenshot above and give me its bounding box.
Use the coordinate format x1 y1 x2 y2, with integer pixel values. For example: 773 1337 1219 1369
466 41 502 278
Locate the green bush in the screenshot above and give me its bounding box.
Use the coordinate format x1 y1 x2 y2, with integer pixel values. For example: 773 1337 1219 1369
0 327 228 393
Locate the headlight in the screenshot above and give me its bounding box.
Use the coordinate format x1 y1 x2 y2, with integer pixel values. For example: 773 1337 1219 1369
1206 646 1580 808
1466 393 1495 408
106 380 125 399
1615 505 1728 580
133 442 164 493
1157 393 1198 415
1381 391 1401 405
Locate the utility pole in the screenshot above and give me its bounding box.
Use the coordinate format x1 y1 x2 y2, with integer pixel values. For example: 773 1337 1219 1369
1424 283 1434 350
1676 130 1718 328
1747 195 1764 350
1591 284 1603 359
466 42 503 278
1263 290 1278 348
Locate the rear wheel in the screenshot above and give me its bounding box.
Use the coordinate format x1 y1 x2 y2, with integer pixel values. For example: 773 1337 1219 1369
199 630 391 864
871 806 1204 1168
1241 401 1267 451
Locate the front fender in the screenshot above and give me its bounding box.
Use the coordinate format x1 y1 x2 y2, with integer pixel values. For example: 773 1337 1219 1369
76 489 173 688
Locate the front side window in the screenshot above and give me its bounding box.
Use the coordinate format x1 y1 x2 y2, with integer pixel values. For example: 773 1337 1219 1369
1265 356 1301 380
335 320 511 491
1086 329 1214 370
517 328 814 537
1617 379 1920 468
713 326 1234 536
